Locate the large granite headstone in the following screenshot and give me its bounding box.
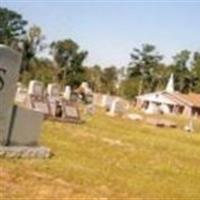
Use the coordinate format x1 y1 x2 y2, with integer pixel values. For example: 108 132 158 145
8 106 44 146
0 45 21 145
0 45 51 158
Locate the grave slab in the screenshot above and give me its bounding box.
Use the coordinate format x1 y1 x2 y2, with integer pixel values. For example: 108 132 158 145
8 106 44 146
0 45 21 145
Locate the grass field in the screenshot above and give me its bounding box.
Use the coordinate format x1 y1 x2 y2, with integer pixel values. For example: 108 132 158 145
1 109 200 199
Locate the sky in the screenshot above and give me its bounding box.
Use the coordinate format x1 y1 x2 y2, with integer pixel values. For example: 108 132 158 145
2 0 200 67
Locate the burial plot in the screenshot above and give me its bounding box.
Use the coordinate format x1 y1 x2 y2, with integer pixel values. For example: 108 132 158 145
0 45 51 158
15 82 28 105
107 98 126 116
27 80 50 117
28 80 44 99
47 83 61 117
62 101 82 123
47 83 60 102
0 45 21 145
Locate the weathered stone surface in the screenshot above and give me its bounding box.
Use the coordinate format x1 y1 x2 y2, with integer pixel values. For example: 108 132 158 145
28 80 44 97
63 85 71 100
47 83 60 100
8 106 44 146
0 146 52 158
0 45 21 145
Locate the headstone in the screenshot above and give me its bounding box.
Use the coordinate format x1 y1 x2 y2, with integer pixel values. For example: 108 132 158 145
8 106 43 146
63 85 71 100
27 80 50 115
0 45 21 145
0 45 51 158
31 101 50 115
28 80 44 99
101 95 113 109
62 101 81 123
15 82 28 104
107 98 126 116
47 83 60 101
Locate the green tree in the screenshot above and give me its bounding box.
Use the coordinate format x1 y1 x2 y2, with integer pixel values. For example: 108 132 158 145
170 50 193 92
191 52 200 92
20 58 57 86
50 39 88 87
101 66 118 94
127 44 163 95
119 78 140 99
0 7 27 47
20 25 45 74
85 65 103 92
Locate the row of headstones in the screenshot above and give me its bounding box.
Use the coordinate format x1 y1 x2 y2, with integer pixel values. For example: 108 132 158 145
93 93 130 116
16 81 72 104
15 81 81 123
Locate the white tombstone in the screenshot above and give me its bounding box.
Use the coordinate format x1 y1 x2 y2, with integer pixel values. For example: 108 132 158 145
107 98 126 116
47 83 60 101
101 95 108 107
0 45 21 145
101 95 112 109
26 80 49 114
15 83 28 104
28 80 44 98
64 85 71 100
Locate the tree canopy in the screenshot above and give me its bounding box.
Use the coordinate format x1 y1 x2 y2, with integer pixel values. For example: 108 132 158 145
1 7 200 99
0 7 27 46
50 39 88 87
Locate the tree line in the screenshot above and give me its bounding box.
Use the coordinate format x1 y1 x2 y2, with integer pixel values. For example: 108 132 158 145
1 7 200 99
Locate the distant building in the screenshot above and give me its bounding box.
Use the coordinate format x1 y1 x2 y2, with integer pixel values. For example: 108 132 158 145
136 74 200 117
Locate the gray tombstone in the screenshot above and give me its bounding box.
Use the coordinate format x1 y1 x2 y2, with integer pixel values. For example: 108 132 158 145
0 45 51 158
62 101 81 123
0 45 21 145
107 98 126 116
8 106 44 146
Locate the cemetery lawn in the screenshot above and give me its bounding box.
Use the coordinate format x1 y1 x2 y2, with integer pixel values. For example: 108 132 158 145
1 110 200 199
